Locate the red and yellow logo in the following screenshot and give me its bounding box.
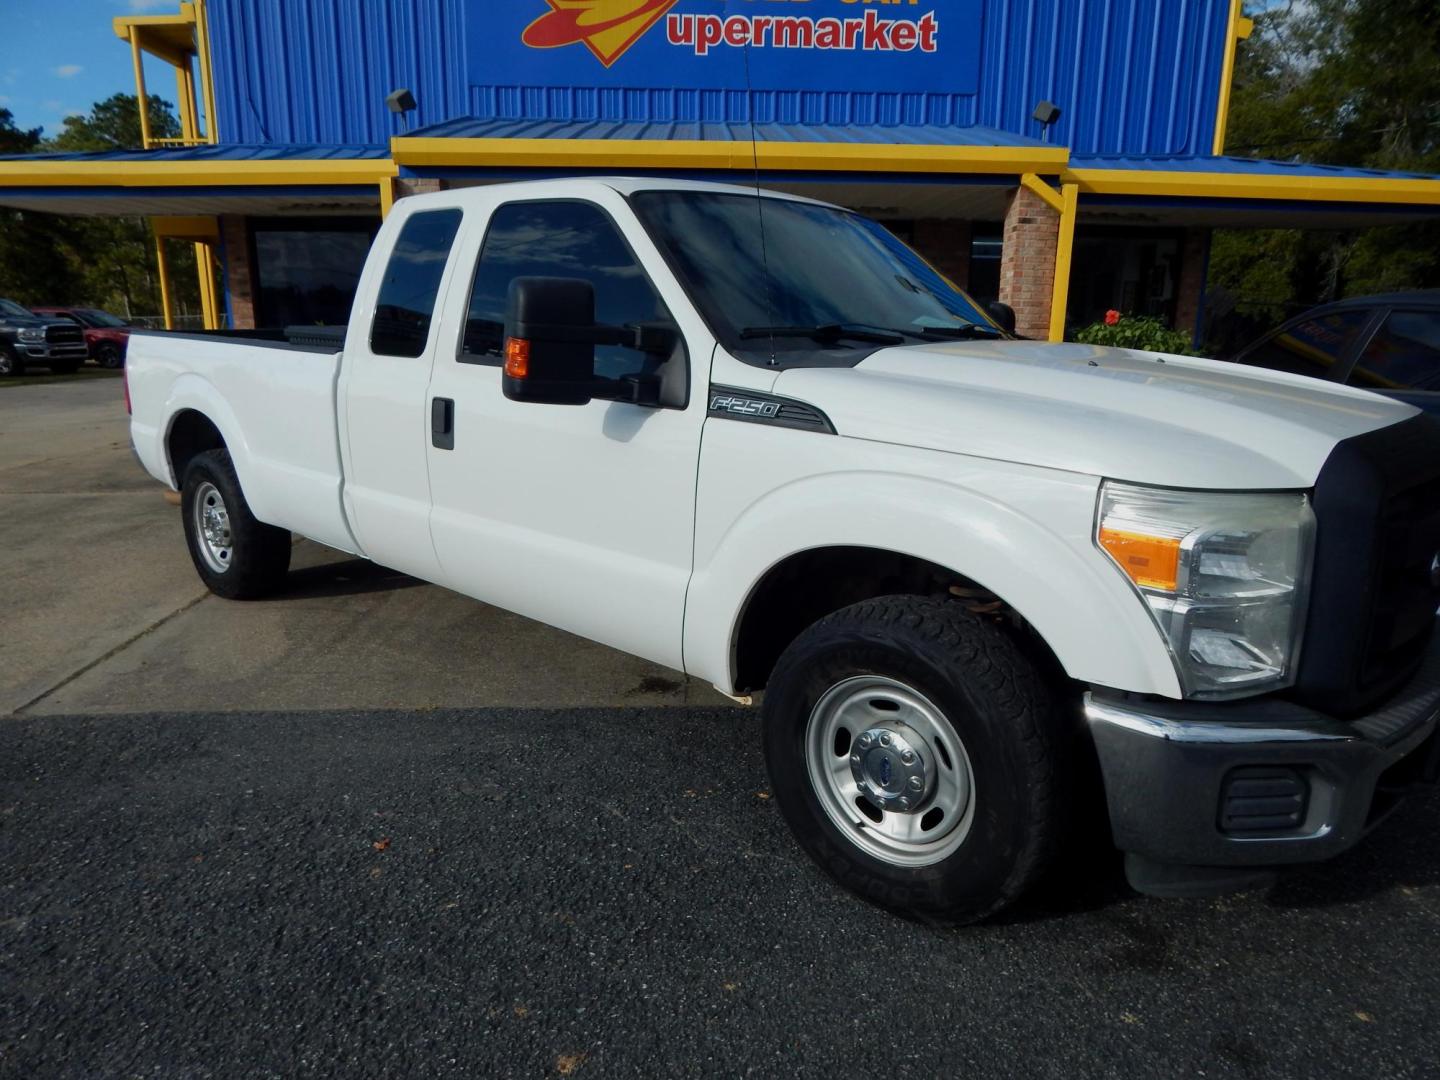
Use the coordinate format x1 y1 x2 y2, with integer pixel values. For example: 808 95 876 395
522 0 679 68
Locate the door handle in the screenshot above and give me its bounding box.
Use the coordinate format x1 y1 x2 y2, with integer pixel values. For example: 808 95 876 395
431 397 455 450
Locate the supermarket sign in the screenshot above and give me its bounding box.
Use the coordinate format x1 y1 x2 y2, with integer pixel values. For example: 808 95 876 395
471 1 982 94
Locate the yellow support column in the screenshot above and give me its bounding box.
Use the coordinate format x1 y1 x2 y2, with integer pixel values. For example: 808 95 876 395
154 234 175 330
379 177 395 219
193 0 219 143
1047 183 1079 343
130 33 153 149
194 242 217 329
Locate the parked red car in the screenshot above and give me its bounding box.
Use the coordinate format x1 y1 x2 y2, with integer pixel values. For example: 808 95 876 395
30 306 132 368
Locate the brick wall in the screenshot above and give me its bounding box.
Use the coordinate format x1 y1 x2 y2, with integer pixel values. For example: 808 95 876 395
218 216 255 330
393 177 445 201
911 219 972 291
998 186 1059 340
1173 227 1210 345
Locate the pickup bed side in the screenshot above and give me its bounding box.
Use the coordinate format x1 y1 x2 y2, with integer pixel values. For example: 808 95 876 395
127 331 359 555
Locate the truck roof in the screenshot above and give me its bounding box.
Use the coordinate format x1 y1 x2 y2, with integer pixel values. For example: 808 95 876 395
397 175 841 212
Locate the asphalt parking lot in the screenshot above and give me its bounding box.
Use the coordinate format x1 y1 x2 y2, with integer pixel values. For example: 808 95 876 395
3 379 1440 1078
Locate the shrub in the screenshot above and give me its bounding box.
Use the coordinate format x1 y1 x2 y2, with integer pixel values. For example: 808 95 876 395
1071 311 1197 355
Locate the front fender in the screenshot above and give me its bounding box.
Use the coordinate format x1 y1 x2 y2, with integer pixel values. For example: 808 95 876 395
684 465 1181 699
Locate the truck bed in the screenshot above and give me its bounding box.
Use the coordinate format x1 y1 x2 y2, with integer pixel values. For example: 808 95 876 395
127 329 359 555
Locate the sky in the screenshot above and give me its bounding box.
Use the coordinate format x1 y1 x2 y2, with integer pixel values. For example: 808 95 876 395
2 0 172 138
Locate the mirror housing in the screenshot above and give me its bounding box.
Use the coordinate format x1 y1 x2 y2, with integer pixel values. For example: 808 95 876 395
502 276 679 407
985 300 1017 335
503 277 599 406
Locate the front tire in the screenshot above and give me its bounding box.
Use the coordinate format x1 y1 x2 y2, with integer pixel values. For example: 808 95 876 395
0 348 23 376
762 596 1070 925
180 449 291 599
96 343 123 369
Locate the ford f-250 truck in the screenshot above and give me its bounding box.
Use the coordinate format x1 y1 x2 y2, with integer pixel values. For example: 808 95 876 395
127 178 1440 923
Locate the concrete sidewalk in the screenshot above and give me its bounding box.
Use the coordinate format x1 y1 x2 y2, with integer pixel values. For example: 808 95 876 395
0 379 728 716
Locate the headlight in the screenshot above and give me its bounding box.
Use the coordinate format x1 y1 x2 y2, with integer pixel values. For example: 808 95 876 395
17 327 44 342
1096 482 1315 699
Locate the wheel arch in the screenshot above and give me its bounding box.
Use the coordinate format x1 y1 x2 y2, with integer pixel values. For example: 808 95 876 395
684 472 1181 699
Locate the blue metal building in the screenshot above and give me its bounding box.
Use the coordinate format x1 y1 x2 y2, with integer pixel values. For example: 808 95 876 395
1 0 1437 340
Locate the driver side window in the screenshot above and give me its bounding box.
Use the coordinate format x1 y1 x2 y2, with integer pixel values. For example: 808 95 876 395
462 200 672 383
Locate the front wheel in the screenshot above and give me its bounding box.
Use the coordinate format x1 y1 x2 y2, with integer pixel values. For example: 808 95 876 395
180 449 292 599
0 349 23 376
96 343 123 369
762 596 1071 925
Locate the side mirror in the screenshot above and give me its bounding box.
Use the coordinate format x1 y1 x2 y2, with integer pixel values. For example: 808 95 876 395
985 300 1017 335
503 276 599 406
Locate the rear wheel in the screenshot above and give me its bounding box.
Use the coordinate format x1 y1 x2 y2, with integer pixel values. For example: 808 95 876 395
180 449 291 599
96 342 123 369
762 595 1070 925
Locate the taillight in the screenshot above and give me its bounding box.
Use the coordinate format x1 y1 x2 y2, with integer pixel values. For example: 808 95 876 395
122 365 131 414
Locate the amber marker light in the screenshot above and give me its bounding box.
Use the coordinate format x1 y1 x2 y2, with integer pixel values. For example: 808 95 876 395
1097 526 1182 592
504 337 531 379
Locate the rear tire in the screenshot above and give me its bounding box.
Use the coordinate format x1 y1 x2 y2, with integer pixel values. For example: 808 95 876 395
762 595 1070 925
180 449 291 599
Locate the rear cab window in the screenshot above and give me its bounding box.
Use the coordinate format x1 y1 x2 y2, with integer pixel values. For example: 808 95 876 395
370 209 464 358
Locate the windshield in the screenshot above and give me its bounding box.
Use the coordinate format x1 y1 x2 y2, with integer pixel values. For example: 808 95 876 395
629 191 997 361
77 309 127 327
0 299 32 318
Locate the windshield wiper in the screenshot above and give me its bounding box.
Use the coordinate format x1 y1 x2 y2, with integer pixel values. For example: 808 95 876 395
739 323 907 346
911 322 1004 340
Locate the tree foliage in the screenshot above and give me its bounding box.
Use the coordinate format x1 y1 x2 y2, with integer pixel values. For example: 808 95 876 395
1211 0 1440 327
0 95 200 318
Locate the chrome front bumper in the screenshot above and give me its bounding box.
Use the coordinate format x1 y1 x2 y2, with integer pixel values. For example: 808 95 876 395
1085 625 1440 880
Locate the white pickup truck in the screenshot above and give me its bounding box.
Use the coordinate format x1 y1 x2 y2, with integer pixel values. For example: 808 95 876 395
127 177 1440 923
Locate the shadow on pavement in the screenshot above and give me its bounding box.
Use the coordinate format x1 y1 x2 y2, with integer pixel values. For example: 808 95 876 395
276 558 424 600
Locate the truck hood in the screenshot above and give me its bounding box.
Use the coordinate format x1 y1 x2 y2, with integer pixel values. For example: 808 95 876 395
771 339 1418 489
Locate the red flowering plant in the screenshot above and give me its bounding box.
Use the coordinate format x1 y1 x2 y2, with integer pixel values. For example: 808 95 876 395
1072 310 1196 355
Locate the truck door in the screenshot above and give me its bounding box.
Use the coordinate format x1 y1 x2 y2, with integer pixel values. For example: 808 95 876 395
338 206 466 581
423 192 711 672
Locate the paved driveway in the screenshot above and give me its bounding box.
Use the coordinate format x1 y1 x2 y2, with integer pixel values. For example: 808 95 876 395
2 379 1438 1078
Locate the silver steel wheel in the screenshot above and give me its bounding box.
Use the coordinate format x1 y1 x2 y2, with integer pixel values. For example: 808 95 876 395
192 480 234 574
805 675 976 868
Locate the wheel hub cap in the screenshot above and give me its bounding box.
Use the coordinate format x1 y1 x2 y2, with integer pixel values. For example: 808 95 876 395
850 724 929 811
192 481 233 573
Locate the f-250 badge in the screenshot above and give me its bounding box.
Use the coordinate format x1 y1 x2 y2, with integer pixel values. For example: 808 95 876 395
709 394 782 419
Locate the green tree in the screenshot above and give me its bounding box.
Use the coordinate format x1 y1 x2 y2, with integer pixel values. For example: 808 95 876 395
0 109 86 305
1211 0 1440 326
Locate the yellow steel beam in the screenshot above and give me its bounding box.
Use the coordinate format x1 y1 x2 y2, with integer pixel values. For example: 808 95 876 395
1020 172 1065 213
0 158 399 188
193 0 219 143
379 177 395 219
391 136 1070 176
129 32 153 150
1213 0 1246 155
153 233 175 330
1062 167 1440 206
1048 183 1079 343
151 215 221 241
194 242 215 329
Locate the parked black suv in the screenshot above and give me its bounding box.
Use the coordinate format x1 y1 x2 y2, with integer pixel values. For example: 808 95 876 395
0 297 89 376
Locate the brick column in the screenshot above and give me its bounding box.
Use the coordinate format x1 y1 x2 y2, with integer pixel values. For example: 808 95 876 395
911 219 972 291
998 185 1060 340
1173 228 1211 345
218 215 255 330
394 177 445 200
